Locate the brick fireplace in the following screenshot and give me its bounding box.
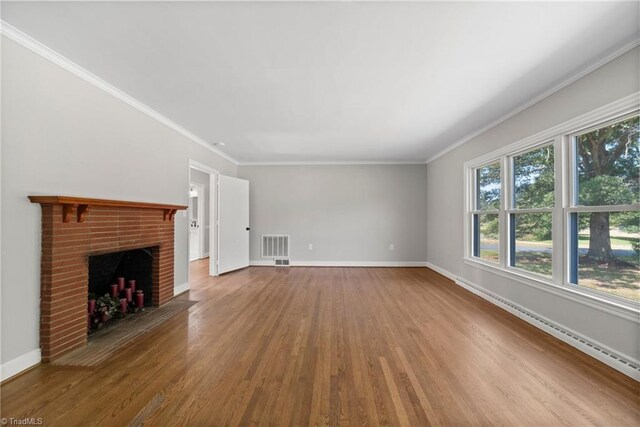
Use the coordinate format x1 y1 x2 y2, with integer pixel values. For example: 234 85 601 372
29 196 187 362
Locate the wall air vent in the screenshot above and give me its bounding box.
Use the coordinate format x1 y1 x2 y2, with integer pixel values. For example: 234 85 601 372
274 259 290 267
262 235 289 258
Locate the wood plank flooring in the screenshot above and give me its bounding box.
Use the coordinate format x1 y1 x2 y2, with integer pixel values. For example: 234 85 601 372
1 260 638 425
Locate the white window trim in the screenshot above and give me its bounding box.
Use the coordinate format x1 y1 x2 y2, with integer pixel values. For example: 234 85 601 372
507 139 557 280
463 92 640 320
470 160 502 265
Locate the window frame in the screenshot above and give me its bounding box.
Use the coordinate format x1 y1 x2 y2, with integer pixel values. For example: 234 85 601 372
506 141 556 280
470 161 502 264
566 111 640 290
463 94 640 314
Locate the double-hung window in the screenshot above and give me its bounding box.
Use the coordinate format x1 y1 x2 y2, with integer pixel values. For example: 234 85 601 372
567 114 639 301
466 99 639 306
471 162 501 263
509 144 555 278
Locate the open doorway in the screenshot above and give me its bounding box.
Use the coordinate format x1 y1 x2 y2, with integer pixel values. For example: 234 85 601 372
188 183 205 261
188 160 219 279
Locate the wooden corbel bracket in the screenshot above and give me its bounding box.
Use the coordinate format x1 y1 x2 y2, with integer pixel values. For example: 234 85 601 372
62 204 76 223
77 204 90 223
61 203 90 223
163 209 178 221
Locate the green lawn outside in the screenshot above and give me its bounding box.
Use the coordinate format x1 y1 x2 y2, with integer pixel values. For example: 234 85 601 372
522 235 638 250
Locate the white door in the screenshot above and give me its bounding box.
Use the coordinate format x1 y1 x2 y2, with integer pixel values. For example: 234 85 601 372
217 175 250 274
189 185 202 261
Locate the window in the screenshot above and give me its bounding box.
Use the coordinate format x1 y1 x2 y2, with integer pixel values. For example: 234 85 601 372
466 107 639 306
568 115 639 301
472 162 500 262
509 145 554 277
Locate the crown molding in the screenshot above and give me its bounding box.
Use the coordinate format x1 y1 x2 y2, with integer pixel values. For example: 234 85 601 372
237 160 426 166
0 20 239 166
425 35 640 164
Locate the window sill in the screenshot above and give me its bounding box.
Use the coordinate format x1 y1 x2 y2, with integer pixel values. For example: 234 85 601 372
463 257 640 323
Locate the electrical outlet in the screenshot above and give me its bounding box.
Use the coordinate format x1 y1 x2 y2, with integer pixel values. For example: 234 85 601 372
389 243 395 251
308 243 313 250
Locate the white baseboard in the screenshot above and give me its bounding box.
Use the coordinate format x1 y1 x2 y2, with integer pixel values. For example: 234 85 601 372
250 260 428 267
174 282 190 296
203 252 210 257
426 262 640 381
1 349 41 382
250 260 273 266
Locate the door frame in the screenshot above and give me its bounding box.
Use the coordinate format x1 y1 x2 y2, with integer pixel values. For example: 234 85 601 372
188 159 219 278
188 182 206 261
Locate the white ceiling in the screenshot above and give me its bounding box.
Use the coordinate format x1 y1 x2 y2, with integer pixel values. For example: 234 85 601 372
2 1 639 164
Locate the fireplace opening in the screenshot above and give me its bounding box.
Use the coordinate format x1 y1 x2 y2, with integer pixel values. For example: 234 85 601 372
88 246 157 332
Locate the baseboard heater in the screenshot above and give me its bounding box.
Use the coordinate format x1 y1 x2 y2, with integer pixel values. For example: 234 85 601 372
452 276 640 380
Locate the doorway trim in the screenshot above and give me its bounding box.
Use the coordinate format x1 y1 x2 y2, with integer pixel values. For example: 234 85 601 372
188 182 206 261
188 159 220 279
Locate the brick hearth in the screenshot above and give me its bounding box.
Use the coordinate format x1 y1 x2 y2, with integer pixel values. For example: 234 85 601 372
30 196 186 361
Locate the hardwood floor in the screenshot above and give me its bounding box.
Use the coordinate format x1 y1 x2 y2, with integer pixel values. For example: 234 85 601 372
1 260 638 425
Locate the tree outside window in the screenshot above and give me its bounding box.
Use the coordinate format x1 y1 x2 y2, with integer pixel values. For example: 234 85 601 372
572 115 639 301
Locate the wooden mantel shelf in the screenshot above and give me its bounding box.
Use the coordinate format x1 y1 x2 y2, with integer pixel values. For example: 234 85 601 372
29 195 187 223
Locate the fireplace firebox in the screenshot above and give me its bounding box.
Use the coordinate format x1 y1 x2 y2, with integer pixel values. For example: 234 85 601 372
89 247 156 307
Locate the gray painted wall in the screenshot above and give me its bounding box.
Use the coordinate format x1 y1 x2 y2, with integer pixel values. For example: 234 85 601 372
0 38 236 366
238 164 428 263
426 47 640 361
190 168 211 255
